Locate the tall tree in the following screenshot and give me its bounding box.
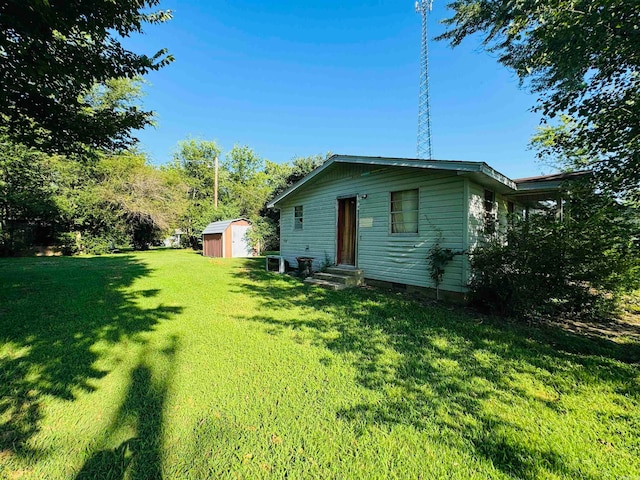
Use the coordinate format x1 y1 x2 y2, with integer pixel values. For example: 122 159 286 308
438 1 639 196
225 145 270 219
170 139 235 244
92 153 187 250
172 139 221 202
0 0 173 153
0 135 60 254
224 144 263 185
0 136 185 254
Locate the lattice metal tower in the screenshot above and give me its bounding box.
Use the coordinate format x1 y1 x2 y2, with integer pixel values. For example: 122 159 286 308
415 0 433 159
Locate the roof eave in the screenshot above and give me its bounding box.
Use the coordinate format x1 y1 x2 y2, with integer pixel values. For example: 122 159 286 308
479 164 517 190
514 180 566 193
267 155 517 207
513 170 592 195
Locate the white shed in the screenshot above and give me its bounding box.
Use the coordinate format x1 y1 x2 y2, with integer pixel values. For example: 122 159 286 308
202 218 255 258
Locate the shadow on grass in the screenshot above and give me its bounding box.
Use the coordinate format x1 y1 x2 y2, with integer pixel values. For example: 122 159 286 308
0 255 182 458
75 336 179 480
232 258 639 479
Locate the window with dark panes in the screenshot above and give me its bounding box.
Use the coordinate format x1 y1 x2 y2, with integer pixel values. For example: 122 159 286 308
484 189 496 234
294 205 303 230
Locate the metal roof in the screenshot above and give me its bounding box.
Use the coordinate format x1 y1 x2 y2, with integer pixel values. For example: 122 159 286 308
266 155 592 209
202 218 250 235
512 171 592 194
514 171 591 183
267 154 517 208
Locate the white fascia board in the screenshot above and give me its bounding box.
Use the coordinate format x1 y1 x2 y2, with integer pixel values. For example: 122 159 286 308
514 180 565 192
479 164 518 190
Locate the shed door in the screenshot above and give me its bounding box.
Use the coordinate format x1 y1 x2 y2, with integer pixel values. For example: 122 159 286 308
231 226 251 257
337 197 357 266
203 234 222 257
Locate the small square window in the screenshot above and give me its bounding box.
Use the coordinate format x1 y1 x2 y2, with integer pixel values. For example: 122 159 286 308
294 205 303 230
390 189 419 234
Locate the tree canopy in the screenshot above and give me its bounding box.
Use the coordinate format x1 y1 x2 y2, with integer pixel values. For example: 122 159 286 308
438 0 640 196
0 0 173 153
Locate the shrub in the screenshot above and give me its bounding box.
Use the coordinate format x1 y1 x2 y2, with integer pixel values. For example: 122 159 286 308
126 212 162 250
56 232 81 256
426 239 464 300
246 217 277 254
468 188 640 319
80 233 126 255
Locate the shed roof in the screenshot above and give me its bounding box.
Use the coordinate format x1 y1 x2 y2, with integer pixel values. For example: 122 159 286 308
202 218 250 235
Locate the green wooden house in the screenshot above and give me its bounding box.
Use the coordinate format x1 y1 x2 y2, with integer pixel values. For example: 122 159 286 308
268 155 580 297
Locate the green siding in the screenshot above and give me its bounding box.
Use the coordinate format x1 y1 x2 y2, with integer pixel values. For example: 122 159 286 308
279 164 467 293
468 181 486 252
468 180 522 248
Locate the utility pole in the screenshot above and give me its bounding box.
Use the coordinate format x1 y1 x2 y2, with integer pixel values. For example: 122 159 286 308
214 155 219 209
416 0 433 160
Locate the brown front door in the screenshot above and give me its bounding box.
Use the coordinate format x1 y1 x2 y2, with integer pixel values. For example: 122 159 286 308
337 197 357 265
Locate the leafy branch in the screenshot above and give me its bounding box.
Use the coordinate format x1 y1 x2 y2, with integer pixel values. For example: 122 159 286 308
427 238 465 300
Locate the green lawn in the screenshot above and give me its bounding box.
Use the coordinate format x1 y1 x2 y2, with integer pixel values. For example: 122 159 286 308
0 250 638 479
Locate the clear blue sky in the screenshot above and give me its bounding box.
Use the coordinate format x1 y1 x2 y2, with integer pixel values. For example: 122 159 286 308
126 0 548 179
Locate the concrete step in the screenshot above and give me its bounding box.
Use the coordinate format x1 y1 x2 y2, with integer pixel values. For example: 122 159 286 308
304 277 348 290
304 267 365 291
325 267 364 282
313 272 360 286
